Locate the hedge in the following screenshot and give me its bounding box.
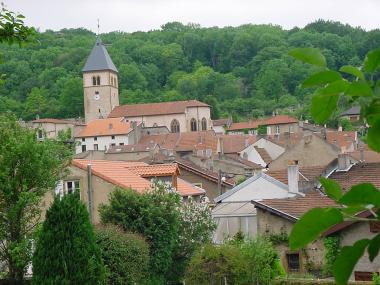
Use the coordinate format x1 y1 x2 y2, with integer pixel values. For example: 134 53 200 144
273 279 371 285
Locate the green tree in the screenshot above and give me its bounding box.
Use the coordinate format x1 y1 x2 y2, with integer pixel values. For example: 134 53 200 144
95 225 150 285
57 76 84 118
24 87 49 119
32 192 105 285
288 47 380 285
0 116 71 284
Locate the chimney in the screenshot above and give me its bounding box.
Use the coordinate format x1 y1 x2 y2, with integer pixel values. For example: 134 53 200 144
360 146 365 162
287 160 299 194
217 137 224 158
338 153 350 171
338 126 343 132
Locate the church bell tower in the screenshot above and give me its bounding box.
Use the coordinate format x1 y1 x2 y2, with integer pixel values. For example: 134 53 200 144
82 37 119 123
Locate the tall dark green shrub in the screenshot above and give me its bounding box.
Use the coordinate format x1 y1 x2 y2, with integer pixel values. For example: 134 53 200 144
95 225 150 285
32 192 105 285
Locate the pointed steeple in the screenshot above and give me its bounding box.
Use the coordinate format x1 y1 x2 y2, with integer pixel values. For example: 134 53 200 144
82 36 118 73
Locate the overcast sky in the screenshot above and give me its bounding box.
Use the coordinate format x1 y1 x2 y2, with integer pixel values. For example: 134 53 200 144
8 0 380 33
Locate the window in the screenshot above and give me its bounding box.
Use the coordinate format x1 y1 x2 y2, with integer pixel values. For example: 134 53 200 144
94 144 98 151
201 117 207 131
96 76 101 85
170 119 180 133
354 271 373 281
275 125 280 134
82 138 85 142
37 129 44 140
190 118 197 132
370 221 380 233
81 145 87 152
286 253 300 272
114 78 117 86
119 143 124 146
111 143 116 147
65 180 80 194
289 125 294 133
152 123 158 127
111 135 115 139
94 136 97 141
110 77 114 86
92 76 96 86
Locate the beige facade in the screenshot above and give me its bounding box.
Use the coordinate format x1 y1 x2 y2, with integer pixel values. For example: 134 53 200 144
83 70 119 123
256 208 325 273
266 122 299 135
125 106 212 133
31 121 84 140
269 134 340 170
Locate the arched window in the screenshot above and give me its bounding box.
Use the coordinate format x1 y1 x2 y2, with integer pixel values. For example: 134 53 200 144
92 76 96 86
170 119 180 133
190 118 197 132
96 76 101 85
201 117 207 131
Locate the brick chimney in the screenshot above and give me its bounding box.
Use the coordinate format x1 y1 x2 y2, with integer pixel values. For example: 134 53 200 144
288 160 299 194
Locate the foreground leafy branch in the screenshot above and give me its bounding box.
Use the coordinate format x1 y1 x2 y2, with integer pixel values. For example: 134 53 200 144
288 47 380 285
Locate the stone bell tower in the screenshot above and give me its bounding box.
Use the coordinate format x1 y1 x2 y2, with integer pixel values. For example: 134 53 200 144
82 37 119 123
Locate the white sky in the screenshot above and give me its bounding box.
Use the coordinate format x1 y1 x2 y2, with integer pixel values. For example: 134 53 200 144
8 0 380 33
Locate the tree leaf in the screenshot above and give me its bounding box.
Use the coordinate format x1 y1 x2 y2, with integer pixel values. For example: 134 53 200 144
333 239 370 285
320 178 343 201
368 233 380 262
364 99 380 125
289 48 327 68
289 208 343 250
311 94 339 124
368 119 380 152
364 49 380 74
345 81 374 97
302 71 342 87
339 183 380 207
339 65 365 80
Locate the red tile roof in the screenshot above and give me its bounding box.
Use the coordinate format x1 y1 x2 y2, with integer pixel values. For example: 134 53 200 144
329 163 380 191
267 165 328 185
212 118 230 127
254 192 337 220
254 146 272 164
76 118 137 138
228 115 298 131
108 100 209 118
322 131 357 151
349 150 380 163
72 159 203 196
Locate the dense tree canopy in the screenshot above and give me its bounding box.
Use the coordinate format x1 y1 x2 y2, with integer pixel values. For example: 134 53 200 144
1 21 379 122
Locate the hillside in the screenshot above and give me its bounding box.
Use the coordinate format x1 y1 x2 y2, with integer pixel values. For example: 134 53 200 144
1 20 379 123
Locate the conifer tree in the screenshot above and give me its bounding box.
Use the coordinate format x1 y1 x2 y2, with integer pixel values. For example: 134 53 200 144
32 192 105 285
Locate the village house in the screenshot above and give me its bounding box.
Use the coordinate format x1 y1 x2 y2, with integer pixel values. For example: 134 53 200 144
74 117 142 154
29 118 85 141
340 106 361 122
252 161 380 281
212 117 232 134
43 159 205 224
227 115 299 135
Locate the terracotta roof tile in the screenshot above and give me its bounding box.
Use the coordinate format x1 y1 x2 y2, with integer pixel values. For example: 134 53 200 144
212 118 230 126
254 146 272 164
72 159 203 196
265 132 304 147
228 115 298 131
255 192 337 219
349 150 380 163
76 118 137 138
329 163 380 191
108 100 209 118
267 165 328 185
321 131 357 151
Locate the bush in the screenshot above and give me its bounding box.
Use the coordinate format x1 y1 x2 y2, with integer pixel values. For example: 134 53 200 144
95 225 149 285
32 192 105 285
186 237 283 285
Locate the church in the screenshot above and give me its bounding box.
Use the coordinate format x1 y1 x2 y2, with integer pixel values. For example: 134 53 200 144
81 36 212 133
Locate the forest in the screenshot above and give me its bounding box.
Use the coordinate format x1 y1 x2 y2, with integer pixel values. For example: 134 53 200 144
1 20 380 122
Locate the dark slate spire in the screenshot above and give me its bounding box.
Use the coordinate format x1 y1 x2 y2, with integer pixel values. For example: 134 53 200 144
82 37 118 73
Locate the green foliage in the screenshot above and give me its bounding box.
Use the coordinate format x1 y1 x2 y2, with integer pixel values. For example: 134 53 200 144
95 225 150 285
372 273 380 285
339 118 353 131
1 20 379 121
32 192 105 285
322 236 341 277
0 115 71 283
289 47 380 285
267 231 289 245
185 237 283 285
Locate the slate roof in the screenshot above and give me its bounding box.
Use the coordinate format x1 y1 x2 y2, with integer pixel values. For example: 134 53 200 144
108 100 209 118
340 106 361 116
72 159 204 196
82 37 118 73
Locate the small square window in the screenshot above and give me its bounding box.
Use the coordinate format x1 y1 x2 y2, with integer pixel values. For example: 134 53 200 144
94 137 97 141
111 135 115 139
81 145 86 152
65 180 80 195
94 144 98 151
82 138 85 142
286 253 300 272
111 143 116 147
119 143 124 146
